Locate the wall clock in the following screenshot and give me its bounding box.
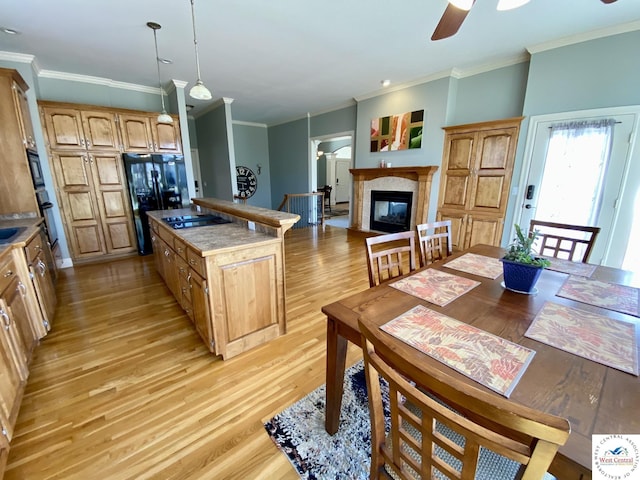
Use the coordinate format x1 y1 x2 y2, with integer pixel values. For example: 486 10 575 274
236 165 257 198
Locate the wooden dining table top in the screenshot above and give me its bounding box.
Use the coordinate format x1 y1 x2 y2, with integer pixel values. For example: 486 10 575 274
321 244 640 479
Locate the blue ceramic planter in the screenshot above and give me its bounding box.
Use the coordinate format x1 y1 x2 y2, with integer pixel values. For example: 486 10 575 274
500 258 544 293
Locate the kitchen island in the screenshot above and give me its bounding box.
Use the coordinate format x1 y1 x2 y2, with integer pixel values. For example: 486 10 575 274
147 199 299 359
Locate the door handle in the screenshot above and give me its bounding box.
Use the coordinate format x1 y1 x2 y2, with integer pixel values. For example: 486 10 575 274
525 204 533 209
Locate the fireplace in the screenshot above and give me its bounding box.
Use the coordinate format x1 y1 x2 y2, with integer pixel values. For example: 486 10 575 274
370 190 413 233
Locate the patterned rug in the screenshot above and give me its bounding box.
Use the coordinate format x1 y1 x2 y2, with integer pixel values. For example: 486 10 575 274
264 361 389 479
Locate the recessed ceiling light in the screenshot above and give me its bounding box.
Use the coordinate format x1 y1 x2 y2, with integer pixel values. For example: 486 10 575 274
381 79 391 88
1 27 20 35
158 57 173 64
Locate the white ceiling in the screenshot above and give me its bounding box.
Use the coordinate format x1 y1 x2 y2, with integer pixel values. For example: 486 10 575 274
1 0 639 126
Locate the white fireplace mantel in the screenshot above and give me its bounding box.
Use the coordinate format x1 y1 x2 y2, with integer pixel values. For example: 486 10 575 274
349 166 439 233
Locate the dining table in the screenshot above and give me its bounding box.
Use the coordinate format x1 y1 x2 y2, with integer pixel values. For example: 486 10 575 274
321 244 640 480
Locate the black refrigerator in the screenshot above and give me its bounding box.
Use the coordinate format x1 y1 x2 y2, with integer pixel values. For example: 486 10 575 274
123 153 190 255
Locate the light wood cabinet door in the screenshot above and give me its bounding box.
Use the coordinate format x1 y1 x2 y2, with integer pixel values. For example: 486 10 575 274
0 301 25 442
119 114 154 152
11 80 37 150
151 118 182 153
50 151 106 259
88 152 136 254
29 250 57 331
80 110 120 151
189 270 213 352
2 276 36 366
41 106 86 150
467 127 518 215
439 132 475 210
466 215 504 249
436 210 468 251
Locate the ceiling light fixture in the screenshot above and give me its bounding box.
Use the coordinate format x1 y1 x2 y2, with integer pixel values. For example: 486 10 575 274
1 27 20 35
147 22 173 125
381 79 391 88
448 0 474 11
188 0 212 100
496 0 530 10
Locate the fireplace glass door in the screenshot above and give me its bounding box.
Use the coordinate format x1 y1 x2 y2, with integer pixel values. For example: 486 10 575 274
370 190 413 233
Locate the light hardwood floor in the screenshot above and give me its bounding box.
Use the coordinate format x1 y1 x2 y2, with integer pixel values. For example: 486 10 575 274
5 225 368 479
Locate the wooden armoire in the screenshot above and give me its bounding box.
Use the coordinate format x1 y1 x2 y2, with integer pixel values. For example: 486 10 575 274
436 117 523 251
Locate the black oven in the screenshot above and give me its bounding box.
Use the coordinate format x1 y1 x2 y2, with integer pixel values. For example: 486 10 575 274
35 188 58 248
27 149 45 188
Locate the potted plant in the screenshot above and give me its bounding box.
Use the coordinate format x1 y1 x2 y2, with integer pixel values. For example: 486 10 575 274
501 224 550 294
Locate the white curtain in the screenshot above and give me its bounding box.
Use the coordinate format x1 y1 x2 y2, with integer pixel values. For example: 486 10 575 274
537 119 616 225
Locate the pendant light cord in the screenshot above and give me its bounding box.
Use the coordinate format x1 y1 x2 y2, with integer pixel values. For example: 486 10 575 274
191 0 203 82
152 27 168 112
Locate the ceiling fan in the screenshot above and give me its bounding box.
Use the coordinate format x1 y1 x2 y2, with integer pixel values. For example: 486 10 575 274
432 0 619 41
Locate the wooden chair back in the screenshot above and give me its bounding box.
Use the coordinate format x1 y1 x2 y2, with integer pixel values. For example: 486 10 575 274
416 220 452 267
359 318 571 480
365 231 417 287
529 220 600 263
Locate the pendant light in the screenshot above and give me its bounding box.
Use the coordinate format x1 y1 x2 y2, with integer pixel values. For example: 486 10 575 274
147 22 173 124
496 0 530 10
188 0 212 100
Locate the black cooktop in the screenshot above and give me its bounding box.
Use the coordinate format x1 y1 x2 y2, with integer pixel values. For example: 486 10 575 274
162 214 231 229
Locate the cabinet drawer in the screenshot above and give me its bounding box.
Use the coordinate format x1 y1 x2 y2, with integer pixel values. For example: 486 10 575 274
175 256 189 279
149 219 160 235
25 233 44 265
180 275 191 304
186 249 205 277
173 237 187 260
159 225 174 245
0 256 17 294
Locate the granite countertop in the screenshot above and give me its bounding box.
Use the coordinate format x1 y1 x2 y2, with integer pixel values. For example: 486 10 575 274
0 216 43 255
147 209 279 256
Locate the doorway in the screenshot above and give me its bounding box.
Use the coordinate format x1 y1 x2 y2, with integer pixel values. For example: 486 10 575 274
515 106 640 270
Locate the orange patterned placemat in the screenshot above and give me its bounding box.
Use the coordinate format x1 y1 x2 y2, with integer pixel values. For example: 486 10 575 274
557 276 640 317
443 253 504 279
544 257 597 277
390 269 480 307
525 302 638 375
381 305 535 396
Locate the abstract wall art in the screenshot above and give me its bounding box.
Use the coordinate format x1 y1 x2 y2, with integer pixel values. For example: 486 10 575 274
370 109 424 152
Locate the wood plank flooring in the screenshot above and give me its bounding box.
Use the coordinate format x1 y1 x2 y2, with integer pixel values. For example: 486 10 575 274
5 225 369 480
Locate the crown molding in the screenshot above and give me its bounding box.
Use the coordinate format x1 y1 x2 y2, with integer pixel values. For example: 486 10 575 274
0 51 35 64
232 120 267 128
527 20 640 54
38 69 159 94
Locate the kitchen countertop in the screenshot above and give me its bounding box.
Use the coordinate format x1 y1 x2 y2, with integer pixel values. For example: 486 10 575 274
0 216 43 255
147 208 280 256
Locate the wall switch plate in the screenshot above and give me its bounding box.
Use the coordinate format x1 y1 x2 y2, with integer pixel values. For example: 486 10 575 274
248 221 255 231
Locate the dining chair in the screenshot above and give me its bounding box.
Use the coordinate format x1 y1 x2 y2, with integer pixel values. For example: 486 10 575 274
529 220 601 263
416 220 452 267
359 317 571 480
365 231 417 287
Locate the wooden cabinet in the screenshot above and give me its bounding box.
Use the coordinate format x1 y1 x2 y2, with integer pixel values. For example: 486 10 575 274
25 228 57 333
0 68 39 215
0 252 31 447
40 105 120 151
437 117 522 251
49 150 136 261
11 80 37 151
148 214 287 359
119 113 181 153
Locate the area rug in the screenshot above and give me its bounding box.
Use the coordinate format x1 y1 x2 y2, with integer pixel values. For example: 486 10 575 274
264 361 389 479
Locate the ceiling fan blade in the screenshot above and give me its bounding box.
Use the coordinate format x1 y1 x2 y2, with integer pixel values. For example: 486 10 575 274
431 2 474 41
600 0 617 3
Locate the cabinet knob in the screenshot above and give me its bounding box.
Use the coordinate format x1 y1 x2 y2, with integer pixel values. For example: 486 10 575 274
17 281 26 296
0 309 10 330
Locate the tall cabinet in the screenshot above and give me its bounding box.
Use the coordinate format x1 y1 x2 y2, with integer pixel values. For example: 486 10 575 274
436 117 523 251
0 68 39 215
39 102 182 263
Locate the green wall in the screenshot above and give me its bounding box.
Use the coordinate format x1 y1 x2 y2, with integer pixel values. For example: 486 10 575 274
233 123 272 208
195 103 234 199
268 118 309 208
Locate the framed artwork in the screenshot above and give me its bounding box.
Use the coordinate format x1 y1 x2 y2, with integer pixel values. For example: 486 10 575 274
370 109 424 152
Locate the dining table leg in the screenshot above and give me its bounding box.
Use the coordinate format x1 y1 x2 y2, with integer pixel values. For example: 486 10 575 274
325 316 348 435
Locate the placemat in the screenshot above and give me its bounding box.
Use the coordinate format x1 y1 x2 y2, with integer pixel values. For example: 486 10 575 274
381 305 535 397
390 269 480 307
443 253 504 279
557 276 640 317
525 302 638 375
544 257 597 277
